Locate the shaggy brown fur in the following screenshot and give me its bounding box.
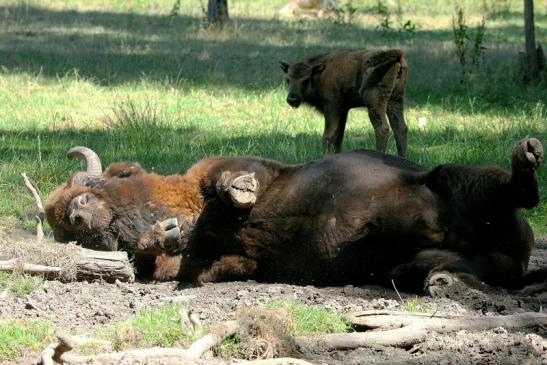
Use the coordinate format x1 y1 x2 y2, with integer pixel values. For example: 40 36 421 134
280 49 408 156
46 138 543 292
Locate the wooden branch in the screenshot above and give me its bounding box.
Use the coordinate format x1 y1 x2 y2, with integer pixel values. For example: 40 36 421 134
185 320 238 359
40 321 239 364
1 247 134 283
239 359 315 365
296 311 547 351
21 172 45 242
0 259 62 277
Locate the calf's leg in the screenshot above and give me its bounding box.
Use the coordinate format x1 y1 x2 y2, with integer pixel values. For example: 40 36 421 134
322 105 347 156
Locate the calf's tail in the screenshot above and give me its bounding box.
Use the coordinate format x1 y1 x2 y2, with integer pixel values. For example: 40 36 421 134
363 49 404 89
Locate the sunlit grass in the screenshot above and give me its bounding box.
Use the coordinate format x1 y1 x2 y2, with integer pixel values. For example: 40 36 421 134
0 319 53 361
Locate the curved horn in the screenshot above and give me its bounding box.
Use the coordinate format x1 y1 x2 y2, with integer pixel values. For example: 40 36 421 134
67 146 102 176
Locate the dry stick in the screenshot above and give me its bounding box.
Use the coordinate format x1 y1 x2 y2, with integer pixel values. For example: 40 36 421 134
185 320 238 359
21 172 45 242
238 359 316 365
0 259 62 276
41 321 239 364
296 311 547 351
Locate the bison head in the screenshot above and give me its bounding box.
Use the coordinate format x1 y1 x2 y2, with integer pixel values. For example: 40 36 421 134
45 146 122 251
279 60 325 108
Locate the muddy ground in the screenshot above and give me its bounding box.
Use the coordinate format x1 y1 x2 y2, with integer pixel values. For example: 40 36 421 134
2 238 547 365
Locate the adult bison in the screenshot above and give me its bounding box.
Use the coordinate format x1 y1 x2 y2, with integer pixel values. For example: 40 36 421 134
280 49 408 156
45 138 543 293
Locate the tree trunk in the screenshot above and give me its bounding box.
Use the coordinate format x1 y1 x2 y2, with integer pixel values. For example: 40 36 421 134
523 0 539 82
208 0 229 26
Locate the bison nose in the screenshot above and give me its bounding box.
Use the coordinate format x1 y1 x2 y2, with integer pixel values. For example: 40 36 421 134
286 95 301 108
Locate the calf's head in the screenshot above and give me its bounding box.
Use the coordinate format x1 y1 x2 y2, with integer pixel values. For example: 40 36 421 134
279 60 325 108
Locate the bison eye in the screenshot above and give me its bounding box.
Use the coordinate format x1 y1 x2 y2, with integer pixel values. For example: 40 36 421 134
285 78 289 85
302 78 310 88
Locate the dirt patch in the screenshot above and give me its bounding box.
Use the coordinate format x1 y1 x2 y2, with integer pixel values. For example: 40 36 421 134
1 239 547 364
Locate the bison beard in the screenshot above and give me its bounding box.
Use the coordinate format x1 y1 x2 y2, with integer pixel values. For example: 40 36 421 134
45 138 543 293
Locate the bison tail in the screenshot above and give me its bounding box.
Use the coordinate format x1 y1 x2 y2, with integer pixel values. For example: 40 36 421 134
362 49 404 90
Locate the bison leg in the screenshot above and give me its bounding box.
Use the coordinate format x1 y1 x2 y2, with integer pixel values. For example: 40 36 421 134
367 104 390 153
511 137 543 209
196 255 257 284
322 106 348 156
137 217 194 256
386 90 407 157
216 171 259 209
178 254 257 285
425 252 525 296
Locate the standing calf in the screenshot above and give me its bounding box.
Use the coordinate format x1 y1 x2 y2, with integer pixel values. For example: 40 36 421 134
280 49 408 156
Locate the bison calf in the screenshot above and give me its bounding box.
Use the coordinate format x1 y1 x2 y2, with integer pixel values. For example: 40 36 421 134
280 49 408 156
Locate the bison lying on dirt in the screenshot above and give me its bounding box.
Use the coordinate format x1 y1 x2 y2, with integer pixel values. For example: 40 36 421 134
280 49 408 156
45 138 543 293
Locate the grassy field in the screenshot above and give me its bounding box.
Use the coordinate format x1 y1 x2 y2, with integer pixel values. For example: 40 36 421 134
0 0 545 239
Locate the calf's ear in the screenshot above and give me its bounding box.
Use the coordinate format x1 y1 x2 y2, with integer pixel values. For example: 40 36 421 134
279 61 290 73
311 63 326 76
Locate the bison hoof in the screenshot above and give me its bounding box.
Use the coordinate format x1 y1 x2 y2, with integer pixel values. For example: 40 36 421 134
425 271 457 297
159 218 181 242
229 173 258 208
514 138 544 171
218 171 258 209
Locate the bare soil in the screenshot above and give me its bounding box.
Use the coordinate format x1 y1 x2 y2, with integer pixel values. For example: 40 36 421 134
2 238 547 365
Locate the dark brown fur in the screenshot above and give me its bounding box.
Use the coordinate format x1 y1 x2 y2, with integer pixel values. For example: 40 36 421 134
46 138 543 292
280 49 408 156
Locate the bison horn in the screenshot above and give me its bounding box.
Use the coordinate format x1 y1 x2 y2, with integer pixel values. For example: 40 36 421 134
67 146 103 176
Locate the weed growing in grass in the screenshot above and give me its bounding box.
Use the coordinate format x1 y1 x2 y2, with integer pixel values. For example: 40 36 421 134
403 296 432 313
452 7 487 84
334 0 358 25
453 7 469 84
374 0 392 33
0 319 53 360
169 0 181 24
471 17 487 68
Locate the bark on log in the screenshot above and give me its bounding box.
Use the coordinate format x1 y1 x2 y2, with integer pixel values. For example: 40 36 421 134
296 311 547 351
1 247 134 283
75 248 134 283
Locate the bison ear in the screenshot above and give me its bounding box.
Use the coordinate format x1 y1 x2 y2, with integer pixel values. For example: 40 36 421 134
311 64 326 76
279 61 290 73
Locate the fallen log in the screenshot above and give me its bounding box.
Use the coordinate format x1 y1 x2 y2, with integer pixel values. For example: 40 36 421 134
0 246 134 283
296 311 547 351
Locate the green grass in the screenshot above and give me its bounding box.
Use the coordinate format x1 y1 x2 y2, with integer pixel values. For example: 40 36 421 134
0 0 545 236
97 303 199 351
0 319 53 361
403 296 432 313
0 271 43 298
265 299 351 335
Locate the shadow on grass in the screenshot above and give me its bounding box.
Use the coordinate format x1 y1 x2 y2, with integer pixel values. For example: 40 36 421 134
0 5 545 115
